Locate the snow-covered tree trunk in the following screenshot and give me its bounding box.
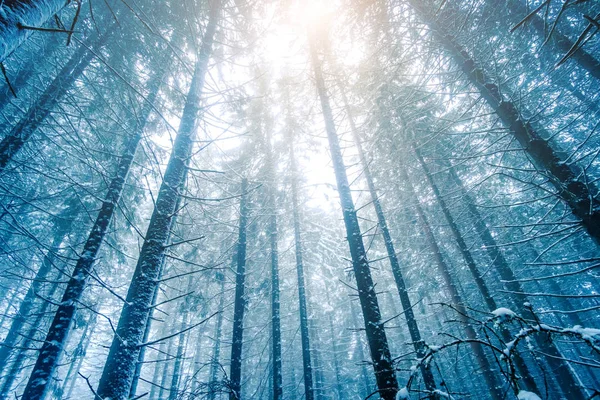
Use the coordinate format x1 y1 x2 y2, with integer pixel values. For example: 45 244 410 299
229 178 249 400
397 161 504 400
343 90 437 394
20 63 164 398
0 28 110 173
94 2 220 397
309 34 398 400
446 161 589 398
289 140 314 400
408 0 600 246
0 199 77 371
413 144 540 394
0 0 72 62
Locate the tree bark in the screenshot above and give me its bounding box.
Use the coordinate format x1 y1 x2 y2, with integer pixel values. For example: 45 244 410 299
93 1 219 395
0 0 72 62
396 160 505 400
445 160 589 398
289 140 315 400
342 89 438 395
229 178 249 400
407 0 600 246
0 28 111 173
309 32 398 400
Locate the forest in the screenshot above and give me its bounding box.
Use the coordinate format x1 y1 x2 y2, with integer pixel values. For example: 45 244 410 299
0 0 599 399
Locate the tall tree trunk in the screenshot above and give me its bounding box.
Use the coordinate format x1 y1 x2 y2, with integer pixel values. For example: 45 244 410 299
21 63 165 399
229 178 249 400
0 266 64 397
407 0 600 246
324 290 343 400
289 140 315 400
168 291 190 400
0 200 77 371
0 28 111 173
349 299 374 399
396 160 505 400
413 144 540 394
0 0 72 62
265 130 283 400
207 272 226 400
149 323 170 400
341 90 437 395
62 311 98 400
446 159 590 398
308 33 398 400
93 4 219 397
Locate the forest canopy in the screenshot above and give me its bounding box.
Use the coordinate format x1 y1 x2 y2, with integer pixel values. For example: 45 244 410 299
0 0 599 399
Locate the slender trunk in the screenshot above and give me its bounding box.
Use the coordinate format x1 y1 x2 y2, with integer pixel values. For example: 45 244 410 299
413 145 540 394
265 132 283 400
397 162 504 400
229 178 249 400
149 324 169 400
349 300 373 399
94 4 219 397
0 267 64 397
168 295 190 400
446 161 589 398
158 332 176 400
289 141 315 400
309 33 398 400
0 203 77 370
310 317 325 400
324 291 343 400
63 312 97 399
0 29 111 173
21 66 164 398
341 90 437 394
0 0 71 62
129 252 168 399
131 175 183 398
0 288 19 332
407 1 600 247
207 273 226 400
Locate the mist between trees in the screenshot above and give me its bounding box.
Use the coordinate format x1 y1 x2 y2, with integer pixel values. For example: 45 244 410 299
0 0 599 399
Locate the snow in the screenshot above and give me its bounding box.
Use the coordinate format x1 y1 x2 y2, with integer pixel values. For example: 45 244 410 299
517 390 542 400
396 387 410 399
491 307 516 320
563 325 600 341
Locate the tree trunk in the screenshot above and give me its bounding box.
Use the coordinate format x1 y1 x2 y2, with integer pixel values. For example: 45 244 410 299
0 28 111 173
21 63 165 399
93 3 219 397
308 33 398 400
168 291 190 400
413 144 540 394
289 140 315 400
446 160 589 398
341 89 437 394
0 200 77 371
396 160 505 400
229 178 249 400
407 0 600 246
0 0 71 62
206 272 226 400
